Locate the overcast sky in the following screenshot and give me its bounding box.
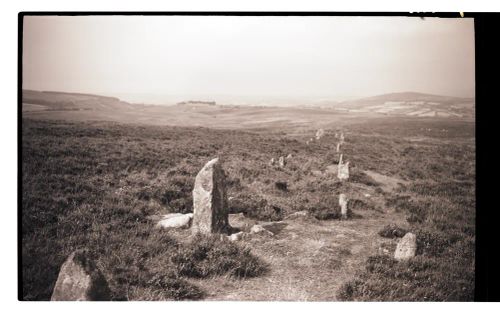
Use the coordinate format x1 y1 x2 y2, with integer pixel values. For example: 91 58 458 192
23 16 475 100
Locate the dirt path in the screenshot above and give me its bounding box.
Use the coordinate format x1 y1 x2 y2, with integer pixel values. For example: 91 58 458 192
193 202 407 301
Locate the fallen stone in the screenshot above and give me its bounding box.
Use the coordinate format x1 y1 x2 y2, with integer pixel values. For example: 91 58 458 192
250 224 274 236
156 213 193 229
229 213 256 232
286 210 310 219
228 231 247 241
51 250 111 301
394 232 417 261
286 153 293 159
191 158 230 235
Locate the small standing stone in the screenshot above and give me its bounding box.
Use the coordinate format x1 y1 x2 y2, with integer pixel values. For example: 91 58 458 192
336 142 341 153
51 250 111 301
316 129 325 140
337 154 350 181
279 156 286 168
339 194 348 219
394 232 417 261
191 158 229 235
270 157 275 165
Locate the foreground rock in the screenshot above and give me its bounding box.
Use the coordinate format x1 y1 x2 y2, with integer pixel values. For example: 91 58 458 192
51 250 111 301
192 158 229 235
156 213 193 229
394 232 417 261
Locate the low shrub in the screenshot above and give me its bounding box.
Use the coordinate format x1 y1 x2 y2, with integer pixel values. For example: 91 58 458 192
229 193 283 221
378 224 408 238
171 234 267 279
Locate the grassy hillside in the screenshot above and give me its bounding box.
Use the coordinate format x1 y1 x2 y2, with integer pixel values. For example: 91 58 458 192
21 116 475 300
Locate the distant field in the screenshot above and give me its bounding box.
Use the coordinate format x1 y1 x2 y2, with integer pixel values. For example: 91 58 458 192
21 113 475 300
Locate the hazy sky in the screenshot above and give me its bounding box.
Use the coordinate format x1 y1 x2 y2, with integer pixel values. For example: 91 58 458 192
23 16 475 100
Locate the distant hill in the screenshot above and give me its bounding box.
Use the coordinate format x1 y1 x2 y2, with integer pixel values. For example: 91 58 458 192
22 90 133 112
334 92 474 118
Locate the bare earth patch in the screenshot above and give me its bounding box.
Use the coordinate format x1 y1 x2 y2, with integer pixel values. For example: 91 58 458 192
190 204 407 301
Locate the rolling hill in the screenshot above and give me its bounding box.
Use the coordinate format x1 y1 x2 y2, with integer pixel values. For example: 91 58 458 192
22 90 133 112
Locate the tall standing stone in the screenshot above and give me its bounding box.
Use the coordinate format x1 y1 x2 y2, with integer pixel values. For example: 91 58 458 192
51 250 111 301
339 194 348 219
192 158 229 235
336 142 341 153
394 232 417 261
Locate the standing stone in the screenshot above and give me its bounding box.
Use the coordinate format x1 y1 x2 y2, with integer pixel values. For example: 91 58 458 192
340 132 345 143
337 154 350 181
279 156 286 168
336 142 341 153
339 194 348 219
394 232 417 261
270 157 275 165
51 250 111 301
335 132 339 138
192 158 229 235
316 128 325 140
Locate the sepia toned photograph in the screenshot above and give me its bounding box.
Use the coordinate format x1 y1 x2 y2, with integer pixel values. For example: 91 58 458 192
20 14 476 301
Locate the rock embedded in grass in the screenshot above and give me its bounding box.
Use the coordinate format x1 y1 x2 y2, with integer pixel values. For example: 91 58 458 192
156 213 193 229
191 158 230 235
250 224 274 236
51 250 111 301
394 232 417 261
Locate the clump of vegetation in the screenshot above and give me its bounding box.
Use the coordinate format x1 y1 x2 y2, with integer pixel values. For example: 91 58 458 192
171 234 267 278
275 181 288 191
229 193 283 221
378 224 408 238
350 169 380 187
144 274 204 300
